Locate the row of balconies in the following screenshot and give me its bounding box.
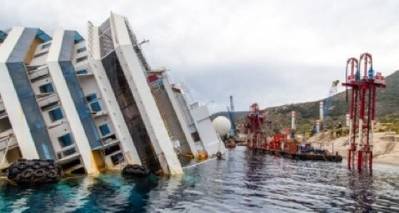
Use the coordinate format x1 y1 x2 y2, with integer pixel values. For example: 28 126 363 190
1 60 121 168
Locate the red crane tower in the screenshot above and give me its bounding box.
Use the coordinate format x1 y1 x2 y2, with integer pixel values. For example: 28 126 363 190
245 103 265 149
343 53 385 172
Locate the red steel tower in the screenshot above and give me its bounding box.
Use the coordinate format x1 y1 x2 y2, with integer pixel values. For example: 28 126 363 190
343 53 385 172
245 103 265 148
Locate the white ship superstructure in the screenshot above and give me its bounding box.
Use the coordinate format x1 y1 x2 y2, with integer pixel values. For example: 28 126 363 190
0 13 224 176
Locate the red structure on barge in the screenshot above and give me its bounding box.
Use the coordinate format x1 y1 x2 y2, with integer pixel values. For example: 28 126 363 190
245 103 265 149
244 103 341 162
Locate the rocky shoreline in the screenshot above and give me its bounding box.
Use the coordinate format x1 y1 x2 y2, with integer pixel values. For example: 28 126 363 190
308 132 399 167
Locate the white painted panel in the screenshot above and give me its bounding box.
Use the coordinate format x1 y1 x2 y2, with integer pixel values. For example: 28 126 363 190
162 74 198 156
191 105 226 157
0 27 40 159
47 30 98 174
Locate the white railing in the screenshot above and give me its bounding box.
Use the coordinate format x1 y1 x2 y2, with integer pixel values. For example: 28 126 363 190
29 66 49 81
36 93 59 107
56 144 77 160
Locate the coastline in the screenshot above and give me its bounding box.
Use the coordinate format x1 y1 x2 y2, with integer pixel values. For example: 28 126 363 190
308 132 399 167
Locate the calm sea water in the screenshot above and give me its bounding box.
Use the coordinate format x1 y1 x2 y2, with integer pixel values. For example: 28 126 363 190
1 146 398 212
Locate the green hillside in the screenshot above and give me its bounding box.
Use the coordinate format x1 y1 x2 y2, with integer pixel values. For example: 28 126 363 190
214 70 399 135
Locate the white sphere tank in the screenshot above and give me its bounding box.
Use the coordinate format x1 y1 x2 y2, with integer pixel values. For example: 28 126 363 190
212 116 232 137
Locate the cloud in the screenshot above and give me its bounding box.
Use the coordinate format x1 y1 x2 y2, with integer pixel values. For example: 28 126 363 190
171 60 342 112
1 0 399 112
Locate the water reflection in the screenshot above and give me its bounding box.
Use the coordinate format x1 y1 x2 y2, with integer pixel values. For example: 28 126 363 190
56 176 94 212
346 172 375 212
0 147 398 212
244 149 266 191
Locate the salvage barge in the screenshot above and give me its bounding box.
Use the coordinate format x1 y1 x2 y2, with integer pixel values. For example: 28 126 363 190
256 149 343 162
244 103 343 163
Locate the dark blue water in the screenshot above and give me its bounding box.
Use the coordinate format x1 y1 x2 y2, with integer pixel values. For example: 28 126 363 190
1 146 398 212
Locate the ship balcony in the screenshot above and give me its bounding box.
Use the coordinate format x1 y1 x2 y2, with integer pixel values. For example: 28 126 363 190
47 119 68 130
0 129 18 151
88 99 108 118
0 98 4 112
0 98 6 119
29 66 49 82
0 134 18 170
92 110 108 118
55 144 80 164
0 109 7 120
75 50 88 59
93 134 119 150
76 69 94 78
37 93 59 108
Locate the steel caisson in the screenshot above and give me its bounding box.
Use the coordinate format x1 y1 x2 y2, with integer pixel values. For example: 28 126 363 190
342 53 385 173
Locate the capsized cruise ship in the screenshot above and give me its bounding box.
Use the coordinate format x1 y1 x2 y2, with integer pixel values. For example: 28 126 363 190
0 13 225 176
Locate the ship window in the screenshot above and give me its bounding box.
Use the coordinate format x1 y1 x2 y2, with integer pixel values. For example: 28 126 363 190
104 144 120 155
76 69 88 75
86 94 101 112
49 107 63 121
90 102 101 112
110 153 124 165
58 133 73 148
77 47 86 53
76 56 88 63
191 132 201 142
99 123 111 136
39 83 54 93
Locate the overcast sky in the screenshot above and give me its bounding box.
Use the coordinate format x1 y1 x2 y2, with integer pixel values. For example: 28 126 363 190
2 0 399 112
